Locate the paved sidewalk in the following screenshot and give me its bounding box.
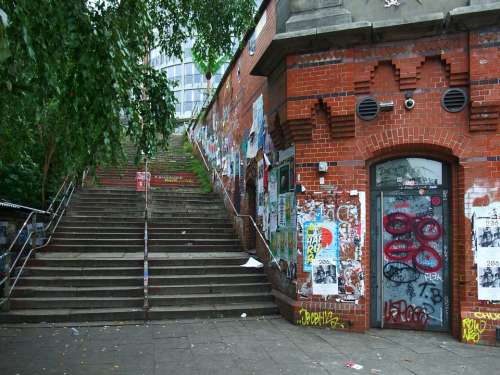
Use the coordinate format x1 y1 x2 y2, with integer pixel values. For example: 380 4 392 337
0 316 499 375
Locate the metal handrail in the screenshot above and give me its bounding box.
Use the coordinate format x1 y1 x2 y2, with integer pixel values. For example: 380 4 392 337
187 130 281 271
0 202 50 215
143 158 150 313
0 176 77 307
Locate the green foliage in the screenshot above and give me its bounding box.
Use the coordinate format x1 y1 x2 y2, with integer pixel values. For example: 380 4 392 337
192 49 230 80
190 158 212 193
0 0 254 208
181 133 211 193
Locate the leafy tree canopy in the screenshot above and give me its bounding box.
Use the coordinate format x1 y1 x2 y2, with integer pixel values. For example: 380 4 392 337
0 0 254 207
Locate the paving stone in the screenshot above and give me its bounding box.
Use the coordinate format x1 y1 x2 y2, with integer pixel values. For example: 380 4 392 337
0 317 499 375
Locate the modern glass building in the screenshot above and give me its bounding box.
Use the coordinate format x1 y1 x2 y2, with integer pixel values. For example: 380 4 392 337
149 40 227 121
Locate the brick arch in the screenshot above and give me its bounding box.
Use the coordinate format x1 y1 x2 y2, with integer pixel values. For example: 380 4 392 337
355 128 471 162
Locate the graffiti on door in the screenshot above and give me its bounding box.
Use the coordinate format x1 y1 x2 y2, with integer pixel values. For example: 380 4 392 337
382 193 448 330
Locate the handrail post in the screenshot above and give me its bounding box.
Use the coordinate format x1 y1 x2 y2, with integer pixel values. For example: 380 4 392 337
1 252 10 311
30 214 38 252
143 157 150 317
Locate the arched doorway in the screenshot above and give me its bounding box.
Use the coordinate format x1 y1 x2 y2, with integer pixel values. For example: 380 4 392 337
370 157 451 332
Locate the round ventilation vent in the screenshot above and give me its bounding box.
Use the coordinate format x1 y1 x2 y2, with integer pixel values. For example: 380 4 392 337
441 88 467 113
357 97 379 121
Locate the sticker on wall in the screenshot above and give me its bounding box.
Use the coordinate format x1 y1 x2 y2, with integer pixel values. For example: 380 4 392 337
312 258 339 296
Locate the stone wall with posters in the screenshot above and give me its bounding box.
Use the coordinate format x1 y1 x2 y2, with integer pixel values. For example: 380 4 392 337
194 0 500 343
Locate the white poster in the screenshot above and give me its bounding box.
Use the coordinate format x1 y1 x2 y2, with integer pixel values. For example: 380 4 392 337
312 258 338 296
278 194 286 228
475 217 500 300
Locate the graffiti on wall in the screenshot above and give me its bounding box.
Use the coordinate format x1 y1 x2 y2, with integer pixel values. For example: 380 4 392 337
462 318 486 344
296 308 345 329
462 312 500 345
297 192 366 299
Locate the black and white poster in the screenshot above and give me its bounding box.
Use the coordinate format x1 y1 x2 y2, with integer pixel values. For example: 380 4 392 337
312 258 338 296
475 217 500 300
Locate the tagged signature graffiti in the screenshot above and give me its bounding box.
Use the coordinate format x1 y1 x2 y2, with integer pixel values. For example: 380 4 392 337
462 318 486 344
473 312 500 321
297 308 345 329
384 299 429 327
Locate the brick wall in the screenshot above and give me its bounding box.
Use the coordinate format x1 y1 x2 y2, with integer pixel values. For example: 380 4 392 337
194 0 500 345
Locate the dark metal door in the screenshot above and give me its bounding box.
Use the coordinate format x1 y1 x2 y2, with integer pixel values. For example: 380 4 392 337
371 158 450 331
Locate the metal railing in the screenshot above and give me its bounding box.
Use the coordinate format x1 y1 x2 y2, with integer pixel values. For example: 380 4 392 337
143 158 150 315
0 177 76 309
187 130 281 271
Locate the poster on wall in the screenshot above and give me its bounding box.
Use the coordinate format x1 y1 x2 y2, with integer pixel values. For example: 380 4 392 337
257 160 264 217
312 258 338 296
269 169 278 233
279 164 290 194
475 217 500 300
278 192 294 229
303 221 338 272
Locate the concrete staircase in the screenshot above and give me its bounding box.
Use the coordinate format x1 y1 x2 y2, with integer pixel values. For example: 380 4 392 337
0 134 277 323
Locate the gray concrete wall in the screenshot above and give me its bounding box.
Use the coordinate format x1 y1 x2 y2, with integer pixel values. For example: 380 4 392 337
345 0 467 23
276 0 498 33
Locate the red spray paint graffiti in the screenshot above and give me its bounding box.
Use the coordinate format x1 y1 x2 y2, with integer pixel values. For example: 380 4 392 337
383 212 443 273
384 299 429 327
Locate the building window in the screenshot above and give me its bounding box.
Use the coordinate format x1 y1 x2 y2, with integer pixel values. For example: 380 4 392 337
167 66 175 80
183 89 204 116
174 91 182 114
173 64 182 85
184 63 204 86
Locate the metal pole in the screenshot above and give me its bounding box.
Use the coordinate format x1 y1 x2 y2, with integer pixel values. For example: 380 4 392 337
0 252 10 311
30 214 37 252
380 191 385 329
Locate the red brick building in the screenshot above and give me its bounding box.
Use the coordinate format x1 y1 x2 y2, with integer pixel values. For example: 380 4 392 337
191 0 500 345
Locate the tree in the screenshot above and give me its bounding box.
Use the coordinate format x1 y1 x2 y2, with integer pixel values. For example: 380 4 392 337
0 0 254 207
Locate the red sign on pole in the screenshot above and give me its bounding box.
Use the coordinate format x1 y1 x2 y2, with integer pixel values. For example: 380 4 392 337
135 172 151 192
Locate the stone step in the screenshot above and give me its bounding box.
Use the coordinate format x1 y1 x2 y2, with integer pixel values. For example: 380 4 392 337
44 244 241 252
53 232 237 240
0 307 145 323
18 266 144 277
10 297 143 309
28 255 249 268
14 273 266 287
12 286 144 298
149 274 267 286
0 302 278 323
15 276 142 287
55 226 234 233
149 292 273 307
147 302 279 320
18 265 256 277
52 238 239 245
61 216 231 224
149 282 272 295
69 202 143 207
